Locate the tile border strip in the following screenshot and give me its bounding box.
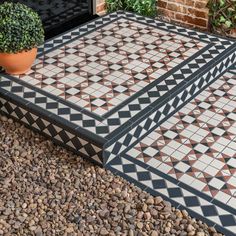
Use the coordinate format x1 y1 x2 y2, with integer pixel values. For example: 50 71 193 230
104 53 236 164
0 11 234 138
0 96 104 165
106 153 236 236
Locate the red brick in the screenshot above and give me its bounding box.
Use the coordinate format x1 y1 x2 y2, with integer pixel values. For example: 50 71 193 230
166 2 182 12
187 8 208 18
175 12 185 21
158 0 167 9
167 0 185 5
157 0 209 29
184 0 195 7
97 0 209 30
185 15 208 27
158 8 176 19
195 1 208 8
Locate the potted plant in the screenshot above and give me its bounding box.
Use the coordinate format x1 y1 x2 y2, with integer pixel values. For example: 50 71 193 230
0 2 44 75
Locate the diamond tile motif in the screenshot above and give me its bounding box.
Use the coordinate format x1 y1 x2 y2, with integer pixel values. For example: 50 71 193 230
107 69 236 236
0 11 236 235
0 10 235 168
16 18 208 116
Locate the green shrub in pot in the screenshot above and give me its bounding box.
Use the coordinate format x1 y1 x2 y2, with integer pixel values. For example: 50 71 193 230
0 2 44 74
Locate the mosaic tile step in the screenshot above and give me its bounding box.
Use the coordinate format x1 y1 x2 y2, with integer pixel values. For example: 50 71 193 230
0 11 236 166
107 65 236 236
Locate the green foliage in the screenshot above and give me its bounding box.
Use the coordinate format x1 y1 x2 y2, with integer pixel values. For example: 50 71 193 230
0 2 44 53
105 0 124 12
207 0 236 34
106 0 156 17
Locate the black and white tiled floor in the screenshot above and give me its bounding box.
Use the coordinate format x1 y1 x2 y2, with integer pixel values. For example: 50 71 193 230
107 65 236 236
0 11 236 235
0 11 235 165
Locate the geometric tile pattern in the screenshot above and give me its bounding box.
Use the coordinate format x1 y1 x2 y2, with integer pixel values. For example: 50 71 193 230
0 97 103 165
104 54 236 163
107 68 236 235
107 154 236 236
1 11 236 234
16 18 207 116
0 11 236 166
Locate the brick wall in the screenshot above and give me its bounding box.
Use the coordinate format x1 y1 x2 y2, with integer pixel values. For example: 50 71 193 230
157 0 209 29
96 0 209 29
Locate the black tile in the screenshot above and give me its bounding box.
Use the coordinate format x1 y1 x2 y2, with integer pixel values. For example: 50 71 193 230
184 196 200 207
137 171 151 181
168 187 183 198
96 126 109 134
201 205 218 217
83 119 95 127
219 214 236 227
123 164 136 173
152 179 167 189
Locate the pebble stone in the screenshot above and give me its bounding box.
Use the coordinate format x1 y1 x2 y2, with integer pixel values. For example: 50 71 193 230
0 115 224 235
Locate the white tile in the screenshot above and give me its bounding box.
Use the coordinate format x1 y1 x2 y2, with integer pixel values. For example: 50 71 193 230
174 161 190 172
227 176 236 188
179 174 195 185
214 191 231 204
167 140 182 150
227 196 236 208
227 158 236 168
143 147 159 157
203 165 219 176
146 158 163 168
192 160 208 170
160 145 175 155
210 159 225 170
208 177 225 190
126 148 141 158
171 150 187 161
191 179 207 192
193 143 209 154
158 163 172 174
177 145 192 155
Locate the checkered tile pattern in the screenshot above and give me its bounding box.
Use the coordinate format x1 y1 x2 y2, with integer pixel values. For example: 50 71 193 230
107 68 236 235
104 53 236 163
1 11 236 234
103 44 236 133
39 11 235 55
108 155 236 236
17 19 206 116
0 97 103 165
0 76 108 136
0 11 236 166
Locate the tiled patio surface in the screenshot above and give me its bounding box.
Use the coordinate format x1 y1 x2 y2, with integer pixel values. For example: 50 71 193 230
0 11 236 235
17 19 206 116
107 65 236 236
0 11 235 166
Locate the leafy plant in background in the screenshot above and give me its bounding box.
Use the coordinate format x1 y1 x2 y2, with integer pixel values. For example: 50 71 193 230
105 0 124 12
106 0 156 17
207 0 236 35
0 2 44 53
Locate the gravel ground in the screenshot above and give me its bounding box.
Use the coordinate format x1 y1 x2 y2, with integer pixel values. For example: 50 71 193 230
0 115 223 236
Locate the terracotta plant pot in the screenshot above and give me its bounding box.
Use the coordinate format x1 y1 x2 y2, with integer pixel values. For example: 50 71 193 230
0 48 37 75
